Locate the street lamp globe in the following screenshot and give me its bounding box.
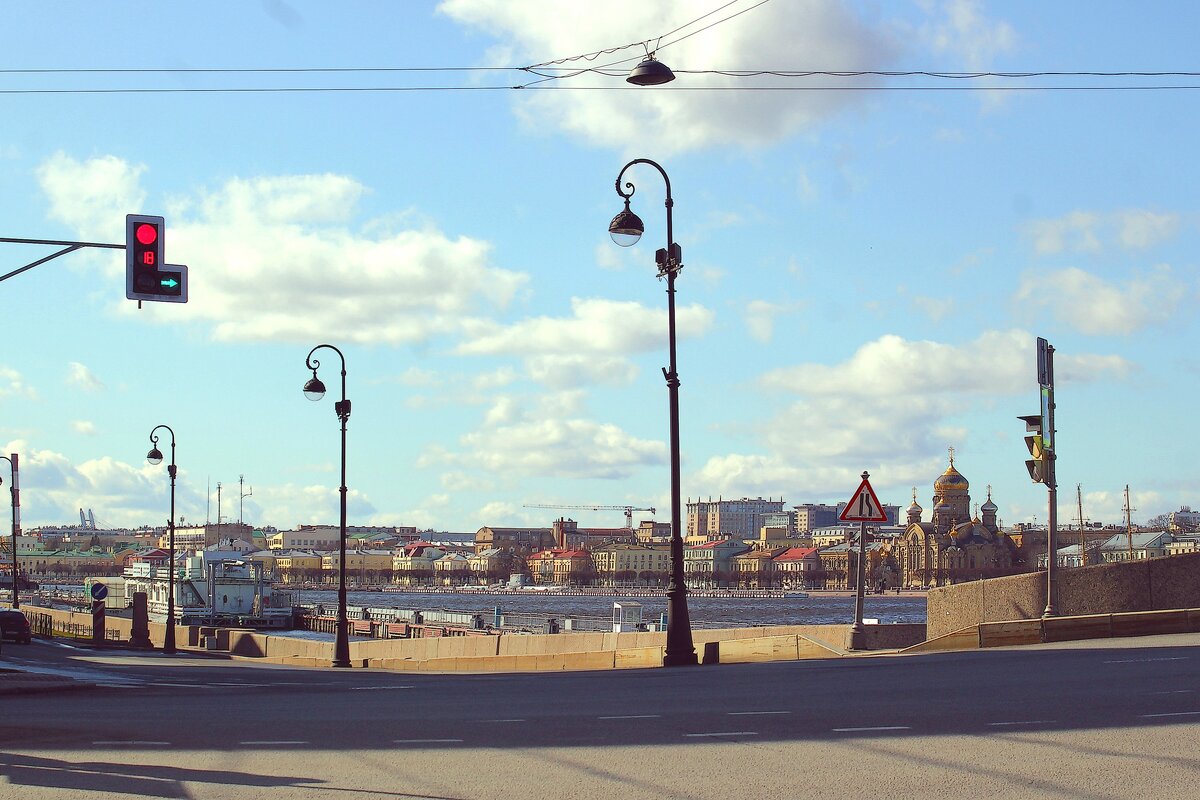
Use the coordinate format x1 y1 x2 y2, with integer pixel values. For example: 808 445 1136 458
609 202 645 247
627 55 676 86
146 447 164 466
303 374 327 401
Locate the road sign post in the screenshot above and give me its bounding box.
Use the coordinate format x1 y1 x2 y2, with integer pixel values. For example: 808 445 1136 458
839 471 888 649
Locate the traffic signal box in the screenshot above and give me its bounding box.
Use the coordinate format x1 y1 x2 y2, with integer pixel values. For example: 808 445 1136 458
1018 413 1048 483
126 214 187 303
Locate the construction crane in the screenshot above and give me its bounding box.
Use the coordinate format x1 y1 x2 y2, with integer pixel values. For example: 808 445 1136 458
523 503 656 530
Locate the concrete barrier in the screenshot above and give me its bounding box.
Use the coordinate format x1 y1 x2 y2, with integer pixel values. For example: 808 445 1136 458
902 626 979 653
978 619 1042 648
717 635 800 664
1111 608 1190 637
1042 614 1113 643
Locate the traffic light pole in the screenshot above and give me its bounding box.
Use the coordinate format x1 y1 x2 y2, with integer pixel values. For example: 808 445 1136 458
0 236 123 283
1042 344 1058 618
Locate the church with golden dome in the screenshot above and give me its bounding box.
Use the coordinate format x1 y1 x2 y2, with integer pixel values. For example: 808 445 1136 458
894 449 1017 588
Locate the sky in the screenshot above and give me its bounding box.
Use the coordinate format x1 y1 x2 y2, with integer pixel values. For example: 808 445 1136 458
1 1 1197 534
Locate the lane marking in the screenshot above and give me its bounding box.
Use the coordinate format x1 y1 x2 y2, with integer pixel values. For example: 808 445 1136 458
239 740 308 746
1141 711 1200 719
685 731 759 738
599 714 661 720
728 711 792 716
832 726 911 733
481 719 526 723
348 686 414 691
988 720 1056 727
92 740 170 746
150 682 209 688
393 738 463 744
1149 690 1196 695
1105 657 1189 664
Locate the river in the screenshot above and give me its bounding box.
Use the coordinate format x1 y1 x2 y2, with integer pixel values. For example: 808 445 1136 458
292 588 927 628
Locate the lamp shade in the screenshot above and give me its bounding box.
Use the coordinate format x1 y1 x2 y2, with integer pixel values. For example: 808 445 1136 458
147 447 164 466
303 375 327 401
627 55 675 86
609 207 645 247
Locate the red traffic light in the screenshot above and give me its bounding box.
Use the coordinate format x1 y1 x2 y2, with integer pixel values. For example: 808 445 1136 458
135 223 158 245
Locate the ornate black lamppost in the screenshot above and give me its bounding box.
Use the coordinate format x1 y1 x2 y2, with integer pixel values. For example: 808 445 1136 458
609 158 697 667
0 454 20 609
146 426 177 654
303 343 352 669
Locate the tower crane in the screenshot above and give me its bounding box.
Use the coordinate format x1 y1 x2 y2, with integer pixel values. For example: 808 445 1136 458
523 503 656 530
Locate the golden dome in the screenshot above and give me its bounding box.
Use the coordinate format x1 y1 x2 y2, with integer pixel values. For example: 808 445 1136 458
934 463 969 493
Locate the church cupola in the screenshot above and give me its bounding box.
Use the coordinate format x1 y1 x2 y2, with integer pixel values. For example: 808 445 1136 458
906 487 923 524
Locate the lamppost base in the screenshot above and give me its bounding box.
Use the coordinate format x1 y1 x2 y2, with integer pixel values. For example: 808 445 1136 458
662 651 698 668
847 624 867 651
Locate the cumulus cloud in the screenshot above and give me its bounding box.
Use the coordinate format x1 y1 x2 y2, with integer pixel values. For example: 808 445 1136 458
439 0 900 154
919 0 1015 69
693 330 1132 499
66 362 105 393
458 296 713 386
0 367 37 400
1023 210 1180 255
70 420 97 436
36 154 528 346
1013 266 1185 336
744 299 796 344
423 390 666 480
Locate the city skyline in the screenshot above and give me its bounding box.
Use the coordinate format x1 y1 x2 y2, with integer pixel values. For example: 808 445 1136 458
2 2 1197 533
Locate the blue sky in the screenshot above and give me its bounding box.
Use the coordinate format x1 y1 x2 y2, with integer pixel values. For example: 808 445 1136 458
1 1 1196 533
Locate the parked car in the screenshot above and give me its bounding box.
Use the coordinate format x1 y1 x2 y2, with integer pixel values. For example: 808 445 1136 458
0 609 32 644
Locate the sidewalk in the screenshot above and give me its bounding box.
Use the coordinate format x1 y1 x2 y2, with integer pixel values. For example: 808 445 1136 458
0 667 89 696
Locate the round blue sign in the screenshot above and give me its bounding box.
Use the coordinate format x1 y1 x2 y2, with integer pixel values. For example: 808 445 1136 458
90 582 108 601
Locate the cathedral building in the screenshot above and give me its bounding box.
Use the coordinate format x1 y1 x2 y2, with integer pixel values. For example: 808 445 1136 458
895 451 1017 588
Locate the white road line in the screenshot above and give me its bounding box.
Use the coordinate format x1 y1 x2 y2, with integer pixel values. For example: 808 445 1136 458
393 738 463 744
685 731 760 738
150 682 209 688
988 720 1056 727
348 686 414 691
92 740 170 746
1149 690 1196 695
1141 711 1200 719
481 719 526 723
1105 657 1189 664
832 726 911 733
598 714 661 720
239 740 308 746
728 711 792 716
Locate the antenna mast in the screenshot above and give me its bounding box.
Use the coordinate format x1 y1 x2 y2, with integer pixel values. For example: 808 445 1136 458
1123 485 1136 561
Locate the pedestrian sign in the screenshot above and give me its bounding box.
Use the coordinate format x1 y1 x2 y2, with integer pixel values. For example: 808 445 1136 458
839 476 889 523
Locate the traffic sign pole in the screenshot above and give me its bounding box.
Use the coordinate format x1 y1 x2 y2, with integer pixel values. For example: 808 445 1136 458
840 470 884 649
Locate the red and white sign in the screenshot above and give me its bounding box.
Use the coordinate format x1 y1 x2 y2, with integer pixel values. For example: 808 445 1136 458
839 476 889 523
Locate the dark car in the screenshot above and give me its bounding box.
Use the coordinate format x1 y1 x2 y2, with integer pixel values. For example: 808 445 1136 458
0 609 32 644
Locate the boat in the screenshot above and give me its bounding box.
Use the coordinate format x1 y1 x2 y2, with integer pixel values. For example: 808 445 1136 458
783 590 810 599
123 550 293 628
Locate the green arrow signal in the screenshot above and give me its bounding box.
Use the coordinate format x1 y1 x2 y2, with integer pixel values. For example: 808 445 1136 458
160 277 179 289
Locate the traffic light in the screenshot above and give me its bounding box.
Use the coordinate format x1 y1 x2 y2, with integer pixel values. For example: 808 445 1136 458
126 214 164 300
1018 414 1048 483
125 214 188 303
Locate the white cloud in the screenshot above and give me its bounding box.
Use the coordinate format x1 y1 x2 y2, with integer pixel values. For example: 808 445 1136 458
36 154 529 346
1023 210 1180 255
66 362 105 392
694 330 1132 499
1117 210 1180 249
459 296 712 386
0 367 37 399
70 420 97 436
920 0 1015 70
439 0 900 154
426 390 666 480
1013 266 1185 336
744 299 794 344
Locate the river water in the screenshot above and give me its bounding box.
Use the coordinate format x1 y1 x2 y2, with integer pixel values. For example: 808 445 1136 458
293 588 927 628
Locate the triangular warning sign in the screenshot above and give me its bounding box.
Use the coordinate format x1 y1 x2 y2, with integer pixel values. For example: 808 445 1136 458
839 476 889 523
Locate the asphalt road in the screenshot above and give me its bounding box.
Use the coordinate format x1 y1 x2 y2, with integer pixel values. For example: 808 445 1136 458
2 634 1199 799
